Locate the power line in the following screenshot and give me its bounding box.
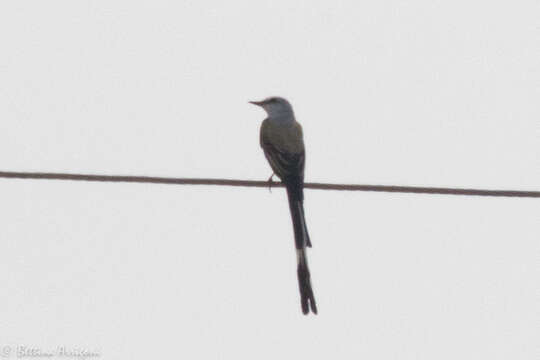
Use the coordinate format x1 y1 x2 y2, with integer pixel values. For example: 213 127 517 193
1 170 538 198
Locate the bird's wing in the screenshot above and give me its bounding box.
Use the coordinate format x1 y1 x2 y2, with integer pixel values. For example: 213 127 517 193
260 121 305 180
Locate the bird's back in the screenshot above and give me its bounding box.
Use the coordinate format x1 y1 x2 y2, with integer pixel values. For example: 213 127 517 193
260 118 305 155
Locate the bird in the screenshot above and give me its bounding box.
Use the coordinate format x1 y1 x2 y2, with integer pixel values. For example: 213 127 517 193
249 96 317 315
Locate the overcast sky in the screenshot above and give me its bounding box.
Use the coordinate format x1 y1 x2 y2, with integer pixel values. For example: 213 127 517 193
1 1 539 359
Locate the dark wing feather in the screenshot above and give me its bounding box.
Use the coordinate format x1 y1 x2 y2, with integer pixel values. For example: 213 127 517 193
261 140 305 181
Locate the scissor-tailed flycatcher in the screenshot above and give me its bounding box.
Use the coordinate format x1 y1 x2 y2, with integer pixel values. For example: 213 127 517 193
250 96 317 315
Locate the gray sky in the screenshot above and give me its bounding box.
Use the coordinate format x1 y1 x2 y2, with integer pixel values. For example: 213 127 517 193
1 1 539 359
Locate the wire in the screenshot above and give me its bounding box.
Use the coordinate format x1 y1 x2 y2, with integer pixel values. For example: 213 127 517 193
0 170 538 198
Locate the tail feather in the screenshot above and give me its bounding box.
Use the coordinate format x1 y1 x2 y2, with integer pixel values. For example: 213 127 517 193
286 182 317 315
299 203 312 248
297 250 317 314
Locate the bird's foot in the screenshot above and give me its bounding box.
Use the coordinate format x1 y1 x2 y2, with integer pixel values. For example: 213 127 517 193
267 173 275 193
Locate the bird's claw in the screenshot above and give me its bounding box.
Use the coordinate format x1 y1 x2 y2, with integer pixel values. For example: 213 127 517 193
267 174 275 193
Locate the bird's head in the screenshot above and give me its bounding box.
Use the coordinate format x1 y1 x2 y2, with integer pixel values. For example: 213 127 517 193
249 96 294 118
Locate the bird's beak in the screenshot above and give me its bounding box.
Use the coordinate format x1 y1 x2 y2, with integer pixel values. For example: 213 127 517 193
249 100 265 107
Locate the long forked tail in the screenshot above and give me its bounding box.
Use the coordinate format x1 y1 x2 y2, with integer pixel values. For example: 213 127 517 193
286 183 317 315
